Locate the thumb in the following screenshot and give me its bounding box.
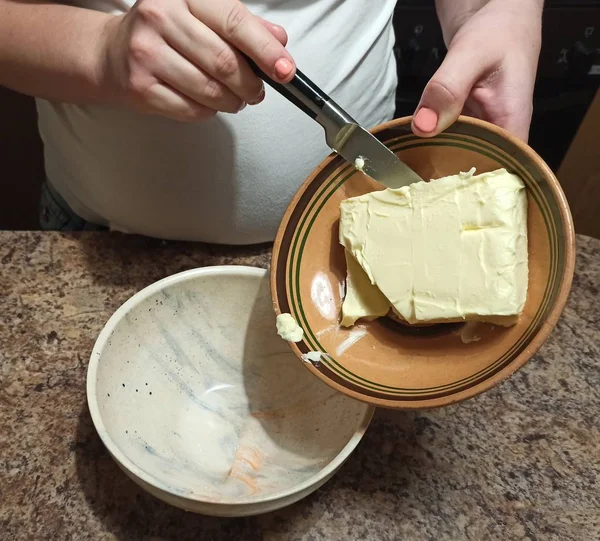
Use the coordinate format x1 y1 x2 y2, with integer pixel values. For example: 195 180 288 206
412 40 493 137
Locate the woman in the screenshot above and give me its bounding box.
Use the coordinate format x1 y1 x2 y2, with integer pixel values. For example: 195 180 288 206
0 0 542 243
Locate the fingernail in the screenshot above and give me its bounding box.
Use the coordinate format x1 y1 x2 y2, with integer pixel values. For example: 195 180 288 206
248 86 265 106
414 107 438 133
274 58 293 80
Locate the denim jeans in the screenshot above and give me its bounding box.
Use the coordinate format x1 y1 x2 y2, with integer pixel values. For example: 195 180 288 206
39 180 106 231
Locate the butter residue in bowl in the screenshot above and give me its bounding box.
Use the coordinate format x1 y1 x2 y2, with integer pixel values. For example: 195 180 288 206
276 313 304 342
339 168 528 327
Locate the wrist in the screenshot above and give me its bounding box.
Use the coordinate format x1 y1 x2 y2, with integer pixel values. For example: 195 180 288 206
436 0 488 45
90 14 124 104
437 0 544 47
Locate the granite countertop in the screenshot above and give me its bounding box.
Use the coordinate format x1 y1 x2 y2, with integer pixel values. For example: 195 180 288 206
0 232 599 541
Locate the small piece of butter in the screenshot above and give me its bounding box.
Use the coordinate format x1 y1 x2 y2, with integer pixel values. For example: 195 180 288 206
302 351 322 364
354 156 366 172
342 250 390 327
276 313 304 342
339 168 528 325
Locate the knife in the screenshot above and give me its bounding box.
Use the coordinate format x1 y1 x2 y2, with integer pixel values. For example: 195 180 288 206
244 57 424 188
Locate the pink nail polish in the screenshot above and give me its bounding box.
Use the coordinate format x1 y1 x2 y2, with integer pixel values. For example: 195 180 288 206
414 107 438 133
274 58 293 80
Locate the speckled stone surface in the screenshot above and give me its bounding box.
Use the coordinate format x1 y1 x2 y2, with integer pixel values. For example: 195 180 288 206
1 232 599 541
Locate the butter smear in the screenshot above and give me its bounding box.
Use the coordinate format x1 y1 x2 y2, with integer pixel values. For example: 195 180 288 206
339 168 528 326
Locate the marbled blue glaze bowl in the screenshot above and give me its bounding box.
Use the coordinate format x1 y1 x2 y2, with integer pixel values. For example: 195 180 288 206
87 266 373 517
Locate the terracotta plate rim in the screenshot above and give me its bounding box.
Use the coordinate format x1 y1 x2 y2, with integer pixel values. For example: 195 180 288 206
271 116 576 409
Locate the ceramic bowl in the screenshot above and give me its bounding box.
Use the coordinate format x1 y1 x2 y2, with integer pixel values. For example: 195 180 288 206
272 116 576 409
87 266 373 517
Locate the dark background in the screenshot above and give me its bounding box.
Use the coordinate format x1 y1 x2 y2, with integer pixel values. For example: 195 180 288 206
0 0 598 231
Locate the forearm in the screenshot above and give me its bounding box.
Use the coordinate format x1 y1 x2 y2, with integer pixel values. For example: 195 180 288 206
435 0 544 45
0 1 114 103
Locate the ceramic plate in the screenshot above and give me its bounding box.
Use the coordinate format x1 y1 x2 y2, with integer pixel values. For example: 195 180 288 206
272 117 576 409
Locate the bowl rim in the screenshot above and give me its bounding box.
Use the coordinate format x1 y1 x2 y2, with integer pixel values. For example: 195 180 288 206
87 265 374 507
271 115 576 409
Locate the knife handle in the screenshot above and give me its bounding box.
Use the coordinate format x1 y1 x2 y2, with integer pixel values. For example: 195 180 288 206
242 54 357 150
243 55 330 120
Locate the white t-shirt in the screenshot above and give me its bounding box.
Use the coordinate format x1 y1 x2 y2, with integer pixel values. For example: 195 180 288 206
36 0 398 244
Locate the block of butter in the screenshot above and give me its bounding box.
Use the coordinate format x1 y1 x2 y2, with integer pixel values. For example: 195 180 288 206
339 168 528 326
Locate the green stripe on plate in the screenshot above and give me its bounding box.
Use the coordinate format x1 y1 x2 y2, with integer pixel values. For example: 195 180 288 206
285 132 561 397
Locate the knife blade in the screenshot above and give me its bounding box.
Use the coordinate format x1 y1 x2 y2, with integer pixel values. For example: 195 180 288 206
243 57 424 188
327 120 424 188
